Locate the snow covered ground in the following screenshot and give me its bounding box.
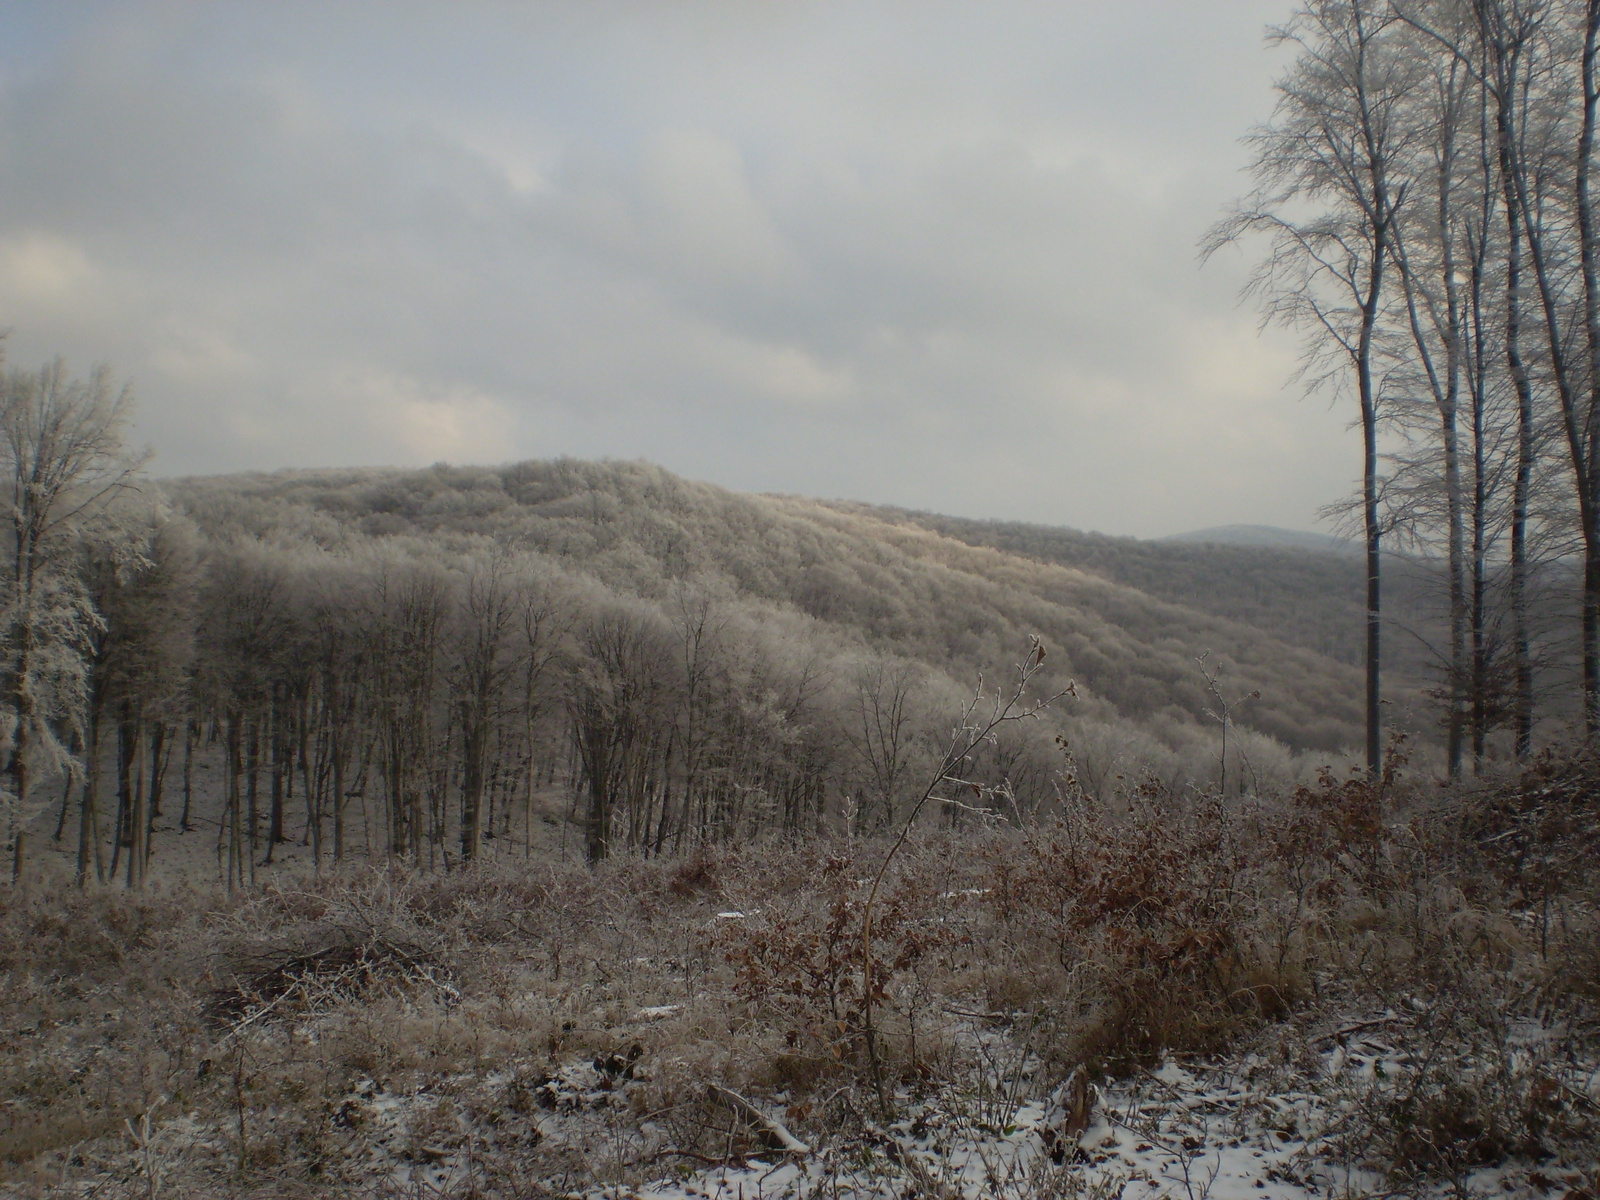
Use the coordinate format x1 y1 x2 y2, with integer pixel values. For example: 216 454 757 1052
26 1001 1597 1199
593 1048 1597 1200
244 1009 1593 1200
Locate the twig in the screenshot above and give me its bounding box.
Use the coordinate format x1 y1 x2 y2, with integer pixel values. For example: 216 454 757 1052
1309 1013 1411 1049
124 1108 160 1200
870 1126 946 1198
859 637 1071 1110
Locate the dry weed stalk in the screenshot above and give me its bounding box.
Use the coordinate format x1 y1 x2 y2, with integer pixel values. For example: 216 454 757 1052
860 636 1071 1110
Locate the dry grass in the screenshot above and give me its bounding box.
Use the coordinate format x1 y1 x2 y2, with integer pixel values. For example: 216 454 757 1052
1 750 1597 1197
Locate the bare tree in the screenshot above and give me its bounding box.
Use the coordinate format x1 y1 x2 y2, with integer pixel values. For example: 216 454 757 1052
664 584 724 853
0 359 145 883
454 550 518 861
1500 0 1600 734
567 605 673 862
1402 0 1600 746
78 509 197 887
1208 0 1416 776
372 565 450 864
1386 12 1475 772
843 656 924 834
194 547 291 890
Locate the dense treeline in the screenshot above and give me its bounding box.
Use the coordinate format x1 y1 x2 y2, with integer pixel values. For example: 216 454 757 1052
76 520 969 886
1213 0 1600 775
870 505 1591 740
2 397 1386 888
164 458 1377 750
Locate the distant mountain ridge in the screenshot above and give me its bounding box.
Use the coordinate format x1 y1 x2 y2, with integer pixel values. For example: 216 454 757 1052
1165 524 1358 556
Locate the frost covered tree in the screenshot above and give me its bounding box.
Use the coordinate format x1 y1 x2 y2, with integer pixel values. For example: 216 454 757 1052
0 358 145 883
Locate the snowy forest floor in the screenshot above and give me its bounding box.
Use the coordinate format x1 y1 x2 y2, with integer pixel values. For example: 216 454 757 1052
2 752 1598 1199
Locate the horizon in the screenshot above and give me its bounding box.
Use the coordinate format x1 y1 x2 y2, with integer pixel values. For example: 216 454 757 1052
153 454 1346 544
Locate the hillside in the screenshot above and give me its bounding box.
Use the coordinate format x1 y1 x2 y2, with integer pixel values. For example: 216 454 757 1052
165 458 1380 756
827 502 1448 688
1166 523 1358 555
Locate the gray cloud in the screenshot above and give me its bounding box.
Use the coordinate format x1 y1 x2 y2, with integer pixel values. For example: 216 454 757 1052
0 0 1356 537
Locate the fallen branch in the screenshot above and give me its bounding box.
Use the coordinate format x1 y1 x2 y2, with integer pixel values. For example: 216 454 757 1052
647 1148 751 1168
219 983 297 1043
1558 1080 1600 1114
706 1084 811 1155
940 1006 1009 1022
1309 1012 1410 1049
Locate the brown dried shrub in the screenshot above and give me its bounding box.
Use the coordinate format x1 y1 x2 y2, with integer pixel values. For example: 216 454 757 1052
991 789 1292 1075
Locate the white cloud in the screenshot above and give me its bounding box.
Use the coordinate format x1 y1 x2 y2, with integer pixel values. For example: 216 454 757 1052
0 232 96 307
638 129 800 287
373 379 521 464
691 328 855 407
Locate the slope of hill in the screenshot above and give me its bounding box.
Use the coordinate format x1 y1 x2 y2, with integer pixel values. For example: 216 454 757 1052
831 503 1447 686
165 459 1377 755
1166 523 1358 555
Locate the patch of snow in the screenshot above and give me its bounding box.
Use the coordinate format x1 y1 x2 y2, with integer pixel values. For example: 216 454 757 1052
582 1016 1599 1200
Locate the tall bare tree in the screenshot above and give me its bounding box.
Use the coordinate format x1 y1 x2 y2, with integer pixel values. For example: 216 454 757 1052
1386 12 1475 772
1504 0 1600 733
1208 0 1416 775
454 551 518 861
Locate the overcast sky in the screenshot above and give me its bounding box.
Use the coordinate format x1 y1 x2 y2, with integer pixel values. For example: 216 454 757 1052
0 1 1352 539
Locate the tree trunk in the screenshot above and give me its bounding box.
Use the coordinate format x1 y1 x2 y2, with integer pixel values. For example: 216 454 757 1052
460 716 485 862
1575 0 1600 731
1495 63 1537 757
125 719 147 890
266 701 285 862
76 710 103 887
1360 253 1387 778
180 718 196 833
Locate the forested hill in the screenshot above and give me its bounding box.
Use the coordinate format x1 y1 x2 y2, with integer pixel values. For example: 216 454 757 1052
164 458 1377 759
1165 524 1357 555
842 503 1444 685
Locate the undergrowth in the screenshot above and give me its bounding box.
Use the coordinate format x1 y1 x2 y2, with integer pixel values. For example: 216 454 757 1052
0 747 1595 1196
